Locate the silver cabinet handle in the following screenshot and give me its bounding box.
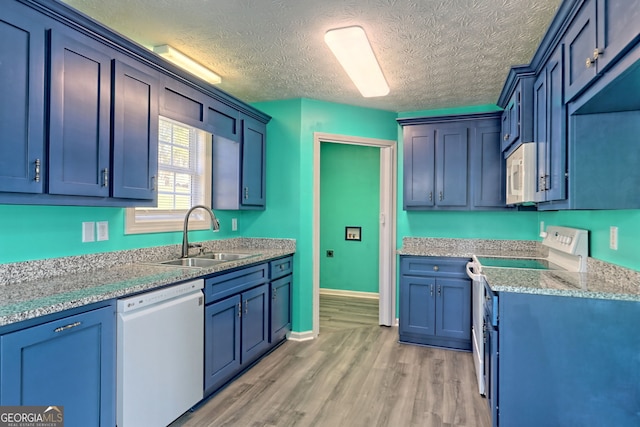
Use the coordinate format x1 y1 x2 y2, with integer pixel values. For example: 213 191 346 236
439 191 443 201
238 302 242 318
151 175 156 191
54 321 81 333
34 159 41 182
428 191 433 201
244 187 249 199
586 48 603 68
438 285 441 296
503 134 509 141
102 168 109 187
244 300 248 314
272 289 277 300
430 284 434 297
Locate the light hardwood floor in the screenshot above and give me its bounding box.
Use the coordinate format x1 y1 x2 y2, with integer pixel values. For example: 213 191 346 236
170 295 491 427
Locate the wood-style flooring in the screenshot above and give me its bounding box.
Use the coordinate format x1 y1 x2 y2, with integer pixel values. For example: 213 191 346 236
170 294 490 427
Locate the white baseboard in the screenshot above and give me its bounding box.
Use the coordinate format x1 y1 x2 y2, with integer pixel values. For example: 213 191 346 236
319 288 379 300
287 330 315 341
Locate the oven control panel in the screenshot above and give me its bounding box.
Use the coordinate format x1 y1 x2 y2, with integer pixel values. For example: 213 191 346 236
542 226 589 258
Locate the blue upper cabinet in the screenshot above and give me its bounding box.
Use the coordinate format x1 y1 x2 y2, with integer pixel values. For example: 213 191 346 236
435 127 468 207
48 30 112 198
534 45 567 203
211 113 267 210
399 112 506 211
564 0 640 101
111 60 159 201
0 2 45 194
497 70 535 154
241 115 267 208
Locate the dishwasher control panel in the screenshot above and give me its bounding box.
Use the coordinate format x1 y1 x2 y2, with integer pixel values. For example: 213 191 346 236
117 279 204 313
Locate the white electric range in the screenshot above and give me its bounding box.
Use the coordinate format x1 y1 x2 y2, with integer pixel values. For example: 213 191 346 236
465 225 589 395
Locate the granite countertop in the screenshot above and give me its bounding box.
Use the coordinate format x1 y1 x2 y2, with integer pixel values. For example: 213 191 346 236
399 237 640 302
0 238 295 327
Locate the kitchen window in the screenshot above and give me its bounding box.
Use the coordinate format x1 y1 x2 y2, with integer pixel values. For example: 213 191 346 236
125 117 211 234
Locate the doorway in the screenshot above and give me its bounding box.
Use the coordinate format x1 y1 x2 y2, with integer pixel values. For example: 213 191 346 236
312 132 396 338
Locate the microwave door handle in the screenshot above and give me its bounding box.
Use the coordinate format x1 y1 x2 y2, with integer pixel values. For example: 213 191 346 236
508 162 518 195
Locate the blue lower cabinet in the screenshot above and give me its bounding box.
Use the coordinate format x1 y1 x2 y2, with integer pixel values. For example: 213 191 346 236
270 274 292 344
399 256 471 351
0 306 115 427
204 281 270 397
204 295 241 396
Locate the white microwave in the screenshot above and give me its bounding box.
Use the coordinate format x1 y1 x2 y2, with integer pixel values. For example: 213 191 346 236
506 142 536 205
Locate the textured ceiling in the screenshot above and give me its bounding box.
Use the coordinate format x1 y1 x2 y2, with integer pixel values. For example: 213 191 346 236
61 0 561 112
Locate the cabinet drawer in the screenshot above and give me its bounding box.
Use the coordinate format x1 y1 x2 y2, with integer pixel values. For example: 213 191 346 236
204 263 268 304
270 256 293 280
400 256 469 277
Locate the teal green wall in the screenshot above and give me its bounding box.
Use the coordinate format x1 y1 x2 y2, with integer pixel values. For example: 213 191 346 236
250 98 397 333
320 143 380 294
0 205 239 263
540 210 640 271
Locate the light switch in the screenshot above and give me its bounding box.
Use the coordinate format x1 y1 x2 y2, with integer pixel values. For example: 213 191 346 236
82 222 95 243
610 226 618 250
97 221 109 241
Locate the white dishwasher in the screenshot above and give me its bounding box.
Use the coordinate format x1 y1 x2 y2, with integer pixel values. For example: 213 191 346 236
117 279 204 427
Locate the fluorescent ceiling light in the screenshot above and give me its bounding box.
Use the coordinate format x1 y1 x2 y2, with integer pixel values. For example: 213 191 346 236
153 44 222 85
324 26 389 98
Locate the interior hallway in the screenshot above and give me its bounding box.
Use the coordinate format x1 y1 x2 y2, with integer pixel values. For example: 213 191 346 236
171 294 490 427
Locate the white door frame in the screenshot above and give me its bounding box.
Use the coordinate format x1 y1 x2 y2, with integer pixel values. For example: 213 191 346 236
313 132 397 338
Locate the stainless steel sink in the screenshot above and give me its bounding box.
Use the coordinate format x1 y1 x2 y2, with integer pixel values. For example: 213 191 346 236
154 252 259 268
158 258 226 268
195 252 258 261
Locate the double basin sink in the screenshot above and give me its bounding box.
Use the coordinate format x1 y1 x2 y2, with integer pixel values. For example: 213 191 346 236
158 252 258 268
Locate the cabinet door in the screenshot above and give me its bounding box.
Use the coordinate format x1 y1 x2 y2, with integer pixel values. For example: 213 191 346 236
544 47 567 202
436 127 468 207
204 295 241 396
399 276 436 338
596 0 640 71
241 116 266 208
533 71 548 202
564 0 598 101
403 126 435 208
270 274 292 344
48 30 111 197
0 306 115 427
241 284 269 365
435 278 471 341
111 60 158 200
0 3 45 194
473 125 505 208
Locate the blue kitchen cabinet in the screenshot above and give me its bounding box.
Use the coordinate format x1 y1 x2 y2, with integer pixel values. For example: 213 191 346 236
111 60 159 200
203 264 273 396
0 1 45 194
399 256 471 351
211 113 267 210
204 294 241 396
0 306 115 427
400 112 505 211
498 72 534 154
564 0 640 101
402 125 468 208
472 125 506 208
269 256 293 345
48 29 112 198
491 291 640 427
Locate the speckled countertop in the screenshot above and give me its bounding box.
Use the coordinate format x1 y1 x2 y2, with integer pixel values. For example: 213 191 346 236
399 237 640 302
0 238 295 327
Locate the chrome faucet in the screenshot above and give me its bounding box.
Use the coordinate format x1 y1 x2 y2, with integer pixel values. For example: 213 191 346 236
181 205 220 258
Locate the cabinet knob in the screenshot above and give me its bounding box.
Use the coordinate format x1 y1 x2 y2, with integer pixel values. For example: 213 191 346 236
586 48 603 68
433 265 439 272
503 134 509 141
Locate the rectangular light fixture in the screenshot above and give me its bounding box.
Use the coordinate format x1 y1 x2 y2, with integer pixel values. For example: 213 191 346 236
153 44 222 84
324 26 389 98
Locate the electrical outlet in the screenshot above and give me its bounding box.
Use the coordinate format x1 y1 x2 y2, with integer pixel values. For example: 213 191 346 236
610 226 618 250
232 218 238 231
97 221 109 241
326 250 334 258
82 222 95 242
